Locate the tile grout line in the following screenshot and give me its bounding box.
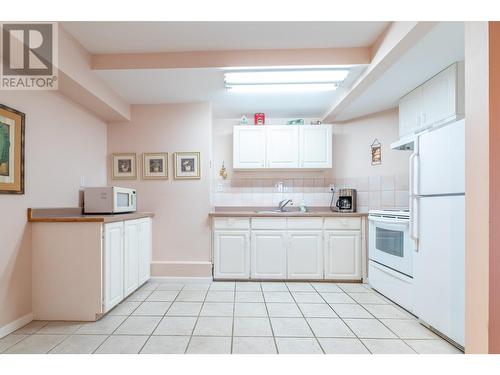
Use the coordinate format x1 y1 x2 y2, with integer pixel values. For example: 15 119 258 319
260 282 279 354
138 282 185 354
230 284 236 354
184 283 211 354
286 282 326 354
312 283 374 354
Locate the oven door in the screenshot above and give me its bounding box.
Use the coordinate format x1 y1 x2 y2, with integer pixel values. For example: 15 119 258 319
369 216 412 277
113 188 136 213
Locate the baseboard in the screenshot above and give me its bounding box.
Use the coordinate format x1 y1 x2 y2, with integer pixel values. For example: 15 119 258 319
151 261 212 278
150 276 213 283
0 312 33 339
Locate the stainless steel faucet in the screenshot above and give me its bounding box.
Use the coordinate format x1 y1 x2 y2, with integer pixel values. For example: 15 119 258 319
278 199 293 212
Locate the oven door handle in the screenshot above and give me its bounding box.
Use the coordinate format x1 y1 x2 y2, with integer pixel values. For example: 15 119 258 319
368 217 409 225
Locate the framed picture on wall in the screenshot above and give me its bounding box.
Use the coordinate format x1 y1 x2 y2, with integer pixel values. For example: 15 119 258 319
0 104 25 194
174 152 201 180
143 152 168 180
112 153 137 180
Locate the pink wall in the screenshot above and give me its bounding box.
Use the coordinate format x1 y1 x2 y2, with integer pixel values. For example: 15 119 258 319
107 103 212 277
0 91 107 331
489 21 500 354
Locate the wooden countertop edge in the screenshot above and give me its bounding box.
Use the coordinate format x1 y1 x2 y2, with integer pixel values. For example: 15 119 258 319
27 208 155 223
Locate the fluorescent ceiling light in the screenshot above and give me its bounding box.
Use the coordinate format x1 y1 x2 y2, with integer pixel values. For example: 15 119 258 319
227 83 338 93
224 69 348 92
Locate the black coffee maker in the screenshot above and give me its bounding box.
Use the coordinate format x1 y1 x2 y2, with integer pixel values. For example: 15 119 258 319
336 189 357 213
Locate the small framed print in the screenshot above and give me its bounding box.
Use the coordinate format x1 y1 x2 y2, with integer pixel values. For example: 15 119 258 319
112 153 137 180
143 153 168 180
0 104 25 194
371 139 382 166
174 152 201 180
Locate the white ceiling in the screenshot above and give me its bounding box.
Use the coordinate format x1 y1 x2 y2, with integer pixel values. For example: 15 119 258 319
63 21 465 120
333 21 465 121
96 65 366 118
62 21 389 53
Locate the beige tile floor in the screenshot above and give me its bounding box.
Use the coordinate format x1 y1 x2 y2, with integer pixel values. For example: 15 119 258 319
0 281 463 354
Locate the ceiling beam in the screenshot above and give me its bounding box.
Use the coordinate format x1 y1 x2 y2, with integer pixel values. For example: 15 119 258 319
322 21 438 122
91 48 371 70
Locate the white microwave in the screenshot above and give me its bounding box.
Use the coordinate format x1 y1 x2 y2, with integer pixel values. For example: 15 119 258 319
84 186 137 214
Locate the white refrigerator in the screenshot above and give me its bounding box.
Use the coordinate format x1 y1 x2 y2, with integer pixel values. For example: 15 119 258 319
411 119 465 347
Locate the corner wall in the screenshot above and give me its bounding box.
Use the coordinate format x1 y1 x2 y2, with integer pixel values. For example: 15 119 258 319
0 91 107 333
107 103 213 277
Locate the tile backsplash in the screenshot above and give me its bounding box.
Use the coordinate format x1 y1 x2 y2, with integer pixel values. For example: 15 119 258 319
211 174 409 213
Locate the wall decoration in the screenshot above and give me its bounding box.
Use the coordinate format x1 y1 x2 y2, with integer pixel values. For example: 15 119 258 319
143 153 168 180
371 138 382 165
174 152 201 180
219 161 227 179
0 104 25 194
112 153 137 180
254 113 265 125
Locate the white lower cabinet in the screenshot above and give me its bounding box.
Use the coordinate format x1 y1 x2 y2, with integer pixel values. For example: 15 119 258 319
287 231 323 279
212 217 363 281
213 230 250 279
251 231 287 279
138 218 152 285
324 230 361 280
104 218 153 312
124 220 140 297
103 222 124 312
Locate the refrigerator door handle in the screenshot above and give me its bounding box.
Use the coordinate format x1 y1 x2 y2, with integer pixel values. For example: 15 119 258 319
409 152 419 250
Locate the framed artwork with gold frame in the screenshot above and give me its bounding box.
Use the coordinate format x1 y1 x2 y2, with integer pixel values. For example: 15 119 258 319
173 152 201 180
143 152 168 180
0 104 25 194
112 153 137 180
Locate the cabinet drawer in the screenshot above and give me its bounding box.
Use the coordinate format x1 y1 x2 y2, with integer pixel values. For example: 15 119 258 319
252 217 287 229
324 217 361 230
287 217 323 229
213 217 250 229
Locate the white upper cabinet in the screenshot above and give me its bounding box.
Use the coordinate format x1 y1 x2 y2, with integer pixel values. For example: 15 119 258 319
266 126 299 168
233 126 266 168
233 125 332 169
399 87 423 138
299 125 332 168
398 62 464 138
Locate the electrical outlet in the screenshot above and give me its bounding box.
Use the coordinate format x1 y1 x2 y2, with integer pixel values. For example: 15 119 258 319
80 176 85 188
217 183 223 192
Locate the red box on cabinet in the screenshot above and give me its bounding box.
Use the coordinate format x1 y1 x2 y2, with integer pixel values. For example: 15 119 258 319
254 113 265 125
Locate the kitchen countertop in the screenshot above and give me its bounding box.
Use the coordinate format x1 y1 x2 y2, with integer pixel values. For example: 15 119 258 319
209 206 368 217
27 208 154 223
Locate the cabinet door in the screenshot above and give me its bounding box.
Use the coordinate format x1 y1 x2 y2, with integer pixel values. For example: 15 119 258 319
138 218 152 285
399 87 423 137
251 231 287 279
233 126 266 169
103 222 124 312
213 230 250 279
287 231 323 279
124 220 140 297
324 230 361 280
299 125 332 168
266 126 299 168
421 64 457 128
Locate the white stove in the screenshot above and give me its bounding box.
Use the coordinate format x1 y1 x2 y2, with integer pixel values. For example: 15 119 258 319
368 208 414 312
